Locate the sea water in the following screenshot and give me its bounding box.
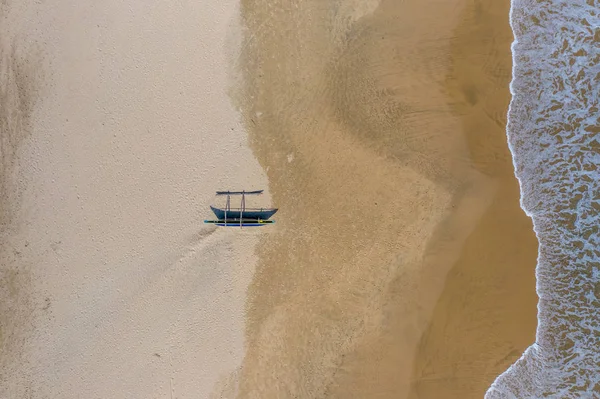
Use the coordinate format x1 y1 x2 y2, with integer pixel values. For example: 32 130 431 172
486 0 600 398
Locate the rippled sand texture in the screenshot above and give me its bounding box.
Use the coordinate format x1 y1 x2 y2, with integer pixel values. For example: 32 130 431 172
231 0 537 398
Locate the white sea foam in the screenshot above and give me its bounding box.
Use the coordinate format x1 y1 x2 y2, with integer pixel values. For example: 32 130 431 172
486 0 600 398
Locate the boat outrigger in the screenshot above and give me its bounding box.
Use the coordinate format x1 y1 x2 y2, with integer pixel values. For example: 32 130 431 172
204 190 277 227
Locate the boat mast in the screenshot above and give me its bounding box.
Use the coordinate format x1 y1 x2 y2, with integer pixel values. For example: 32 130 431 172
240 191 245 228
225 194 230 224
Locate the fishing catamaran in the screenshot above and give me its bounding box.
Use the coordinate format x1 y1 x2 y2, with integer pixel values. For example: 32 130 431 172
203 190 277 227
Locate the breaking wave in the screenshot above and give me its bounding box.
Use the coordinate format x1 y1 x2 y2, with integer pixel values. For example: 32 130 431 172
486 0 600 398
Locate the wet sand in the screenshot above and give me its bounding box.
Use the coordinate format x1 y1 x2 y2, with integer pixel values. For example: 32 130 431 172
409 1 538 397
232 0 537 398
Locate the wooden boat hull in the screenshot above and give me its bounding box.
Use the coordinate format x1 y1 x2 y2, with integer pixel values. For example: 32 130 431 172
210 205 278 220
204 219 275 227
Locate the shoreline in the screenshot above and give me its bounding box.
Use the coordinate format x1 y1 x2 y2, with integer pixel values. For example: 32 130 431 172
485 0 542 393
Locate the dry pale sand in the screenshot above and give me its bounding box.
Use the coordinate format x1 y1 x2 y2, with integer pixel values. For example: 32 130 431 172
231 0 538 398
1 1 270 398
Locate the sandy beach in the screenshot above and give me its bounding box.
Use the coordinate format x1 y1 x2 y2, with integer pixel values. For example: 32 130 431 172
1 0 540 398
1 1 268 398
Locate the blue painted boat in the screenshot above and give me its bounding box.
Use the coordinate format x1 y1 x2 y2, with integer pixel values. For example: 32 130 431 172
204 190 277 227
210 205 278 220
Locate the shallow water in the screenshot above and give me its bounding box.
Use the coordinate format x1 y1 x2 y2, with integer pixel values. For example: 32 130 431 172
487 0 600 397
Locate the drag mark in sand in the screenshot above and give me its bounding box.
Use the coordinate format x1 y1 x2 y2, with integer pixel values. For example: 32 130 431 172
0 6 43 394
